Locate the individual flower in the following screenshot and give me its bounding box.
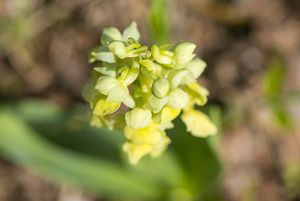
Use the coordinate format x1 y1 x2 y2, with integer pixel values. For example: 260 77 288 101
83 22 217 165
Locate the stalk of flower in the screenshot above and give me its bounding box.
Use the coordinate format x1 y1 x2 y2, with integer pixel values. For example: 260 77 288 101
83 22 217 165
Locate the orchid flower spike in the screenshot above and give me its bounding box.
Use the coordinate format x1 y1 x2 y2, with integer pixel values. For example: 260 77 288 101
83 22 217 165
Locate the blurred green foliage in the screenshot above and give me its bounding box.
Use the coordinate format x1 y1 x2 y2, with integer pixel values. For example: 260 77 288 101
263 55 285 100
0 1 224 200
263 54 293 130
0 0 32 50
0 99 222 201
150 0 170 44
284 163 300 199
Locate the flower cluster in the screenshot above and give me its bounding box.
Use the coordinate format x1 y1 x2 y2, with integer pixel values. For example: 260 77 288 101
83 22 217 165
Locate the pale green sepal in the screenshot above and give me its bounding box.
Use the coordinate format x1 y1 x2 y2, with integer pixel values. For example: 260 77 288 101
168 69 190 88
82 83 96 102
173 42 196 66
140 59 162 79
95 76 119 95
106 85 129 102
148 95 168 113
94 66 117 77
186 58 206 79
108 41 127 59
122 22 140 42
123 95 136 108
167 88 189 109
91 51 116 63
101 27 122 44
151 45 173 65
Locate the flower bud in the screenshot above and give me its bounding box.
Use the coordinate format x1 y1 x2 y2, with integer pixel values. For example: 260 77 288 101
167 88 189 109
173 42 196 66
125 108 152 129
152 77 170 98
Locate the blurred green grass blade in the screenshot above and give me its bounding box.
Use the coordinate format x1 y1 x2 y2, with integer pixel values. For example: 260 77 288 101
127 151 183 188
13 99 63 124
0 110 159 200
263 55 286 100
168 118 222 200
150 0 170 44
271 102 293 130
10 99 123 161
262 55 293 130
3 99 185 199
207 105 223 156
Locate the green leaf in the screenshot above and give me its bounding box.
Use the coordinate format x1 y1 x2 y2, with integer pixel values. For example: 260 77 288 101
126 151 183 188
168 118 222 200
0 110 159 200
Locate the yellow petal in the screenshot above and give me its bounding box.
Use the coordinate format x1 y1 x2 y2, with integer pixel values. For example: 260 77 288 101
150 135 170 157
90 115 114 130
125 108 152 129
123 123 171 164
123 142 153 165
157 106 181 127
185 82 208 106
167 88 189 109
93 98 121 116
124 123 165 144
181 109 217 137
90 115 105 128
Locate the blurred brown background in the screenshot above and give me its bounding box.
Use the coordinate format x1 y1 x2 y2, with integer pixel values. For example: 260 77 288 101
0 0 300 201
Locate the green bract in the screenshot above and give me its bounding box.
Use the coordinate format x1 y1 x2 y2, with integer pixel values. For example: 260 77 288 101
83 22 217 165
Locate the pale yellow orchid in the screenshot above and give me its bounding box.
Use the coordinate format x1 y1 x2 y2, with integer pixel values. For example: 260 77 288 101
84 22 217 165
